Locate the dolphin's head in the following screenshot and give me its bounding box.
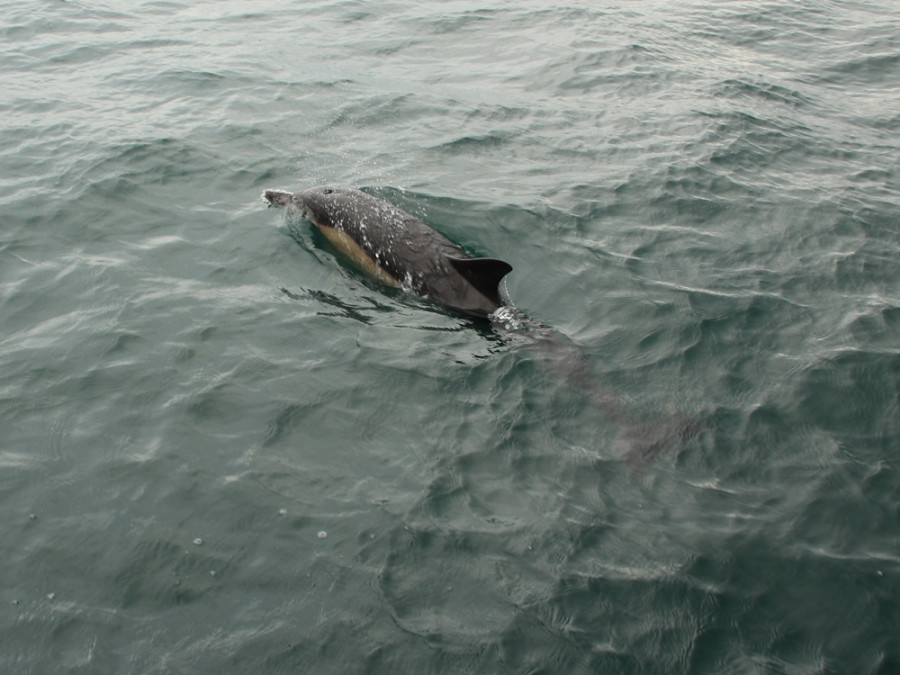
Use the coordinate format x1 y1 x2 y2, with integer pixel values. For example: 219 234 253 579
263 185 353 228
295 186 359 229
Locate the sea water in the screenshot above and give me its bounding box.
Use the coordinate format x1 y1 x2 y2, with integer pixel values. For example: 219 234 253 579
2 1 899 672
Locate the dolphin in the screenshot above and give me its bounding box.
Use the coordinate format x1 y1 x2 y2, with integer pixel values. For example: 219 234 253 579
263 186 512 319
263 184 704 469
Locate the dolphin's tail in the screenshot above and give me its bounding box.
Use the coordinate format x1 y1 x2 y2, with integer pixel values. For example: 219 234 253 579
616 415 706 474
580 378 705 473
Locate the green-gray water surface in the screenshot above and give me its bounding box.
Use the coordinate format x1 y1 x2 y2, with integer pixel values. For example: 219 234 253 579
2 1 899 673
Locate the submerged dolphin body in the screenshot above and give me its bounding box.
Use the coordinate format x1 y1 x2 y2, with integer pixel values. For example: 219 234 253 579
263 186 512 319
263 185 703 470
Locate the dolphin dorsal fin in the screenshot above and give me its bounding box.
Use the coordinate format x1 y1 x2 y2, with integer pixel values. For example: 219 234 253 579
447 257 513 304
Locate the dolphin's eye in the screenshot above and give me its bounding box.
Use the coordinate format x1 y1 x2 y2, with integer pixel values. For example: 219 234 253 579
323 188 333 194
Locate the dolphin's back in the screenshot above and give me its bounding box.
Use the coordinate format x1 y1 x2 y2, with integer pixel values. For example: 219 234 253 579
295 186 512 318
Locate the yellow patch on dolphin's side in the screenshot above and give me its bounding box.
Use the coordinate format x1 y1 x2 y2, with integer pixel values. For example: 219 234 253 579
317 225 400 287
